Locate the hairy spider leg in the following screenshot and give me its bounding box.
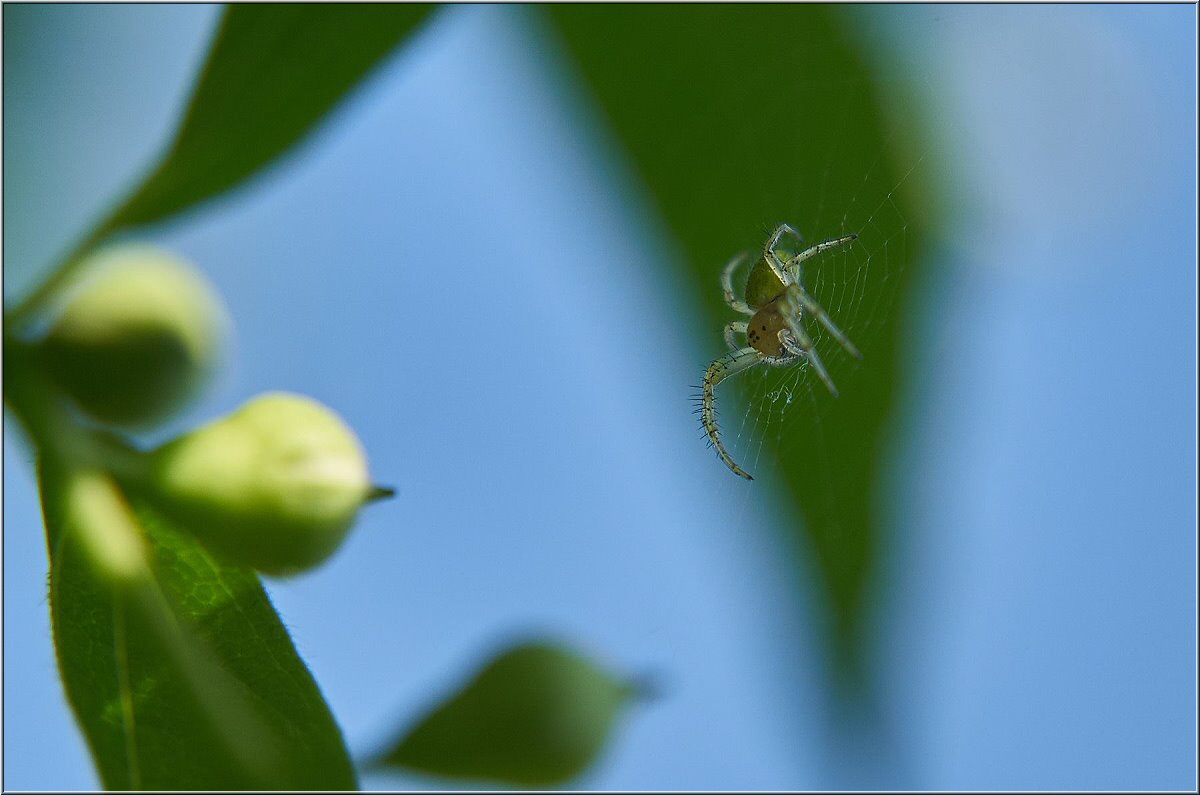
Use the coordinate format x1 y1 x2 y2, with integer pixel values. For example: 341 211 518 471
763 223 804 285
783 232 862 359
781 335 838 397
701 347 762 480
720 252 755 314
791 284 862 360
724 321 748 351
766 222 805 254
786 233 858 271
778 288 840 396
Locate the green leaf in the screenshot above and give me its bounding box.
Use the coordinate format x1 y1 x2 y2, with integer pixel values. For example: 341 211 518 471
376 641 638 788
544 6 929 689
103 3 436 232
38 460 357 790
8 4 435 329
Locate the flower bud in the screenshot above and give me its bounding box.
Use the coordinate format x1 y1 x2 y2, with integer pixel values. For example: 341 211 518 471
144 392 380 576
39 244 227 428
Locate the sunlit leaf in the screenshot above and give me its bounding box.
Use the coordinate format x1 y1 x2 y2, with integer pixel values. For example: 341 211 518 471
38 460 357 790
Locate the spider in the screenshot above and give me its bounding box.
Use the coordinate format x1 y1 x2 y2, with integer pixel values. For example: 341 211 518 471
700 223 861 480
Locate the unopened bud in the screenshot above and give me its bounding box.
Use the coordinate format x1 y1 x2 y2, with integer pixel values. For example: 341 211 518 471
39 244 226 427
145 392 385 575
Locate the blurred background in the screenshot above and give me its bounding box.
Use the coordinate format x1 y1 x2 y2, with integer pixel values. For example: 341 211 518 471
3 4 1195 790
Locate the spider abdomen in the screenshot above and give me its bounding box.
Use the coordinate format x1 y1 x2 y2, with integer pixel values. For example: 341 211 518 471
746 298 790 358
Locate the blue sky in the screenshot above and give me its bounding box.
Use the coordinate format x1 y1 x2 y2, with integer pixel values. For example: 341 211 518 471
4 4 1195 790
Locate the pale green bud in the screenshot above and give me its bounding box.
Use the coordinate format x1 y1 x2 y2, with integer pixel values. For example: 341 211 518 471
39 244 226 428
145 392 383 576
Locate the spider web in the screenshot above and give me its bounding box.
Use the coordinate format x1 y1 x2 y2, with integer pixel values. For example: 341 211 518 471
710 76 934 494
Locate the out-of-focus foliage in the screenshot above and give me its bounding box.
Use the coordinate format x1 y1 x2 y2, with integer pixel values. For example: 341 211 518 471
8 6 645 790
37 458 358 790
376 641 637 788
546 6 926 691
11 4 437 329
6 6 435 789
103 4 436 233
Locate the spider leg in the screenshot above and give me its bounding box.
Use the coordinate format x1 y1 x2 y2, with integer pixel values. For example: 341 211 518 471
720 252 754 314
785 233 858 273
792 284 862 360
778 290 840 396
701 347 761 480
766 223 804 252
723 321 748 351
779 232 861 359
764 224 804 285
781 333 839 397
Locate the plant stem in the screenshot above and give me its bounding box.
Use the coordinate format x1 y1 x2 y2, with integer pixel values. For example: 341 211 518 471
3 329 146 481
6 225 111 332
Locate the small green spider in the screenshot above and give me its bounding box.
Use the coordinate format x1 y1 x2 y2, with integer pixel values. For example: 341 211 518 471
700 223 861 480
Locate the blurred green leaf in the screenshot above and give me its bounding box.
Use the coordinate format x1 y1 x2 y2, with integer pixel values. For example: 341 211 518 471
10 4 435 327
39 460 357 790
545 6 926 689
377 641 637 788
103 3 435 232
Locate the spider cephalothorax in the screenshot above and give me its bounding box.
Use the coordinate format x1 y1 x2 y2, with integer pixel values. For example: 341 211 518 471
700 224 861 480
